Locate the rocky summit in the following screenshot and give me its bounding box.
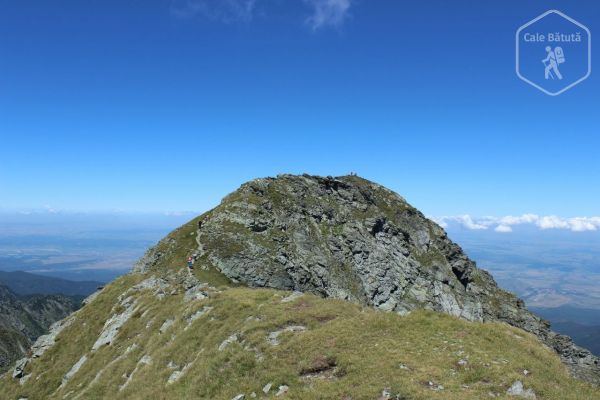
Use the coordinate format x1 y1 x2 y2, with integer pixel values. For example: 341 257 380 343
3 174 600 400
137 174 600 386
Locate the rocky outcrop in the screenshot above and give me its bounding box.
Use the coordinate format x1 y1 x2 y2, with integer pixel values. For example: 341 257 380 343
507 380 537 399
134 174 600 385
60 355 88 388
31 315 76 358
91 296 138 351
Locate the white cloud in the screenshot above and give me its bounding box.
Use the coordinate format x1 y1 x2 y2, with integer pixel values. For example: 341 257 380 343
536 215 569 230
498 214 539 225
432 214 600 233
304 0 352 30
431 215 489 230
171 0 257 23
563 217 597 232
495 225 513 233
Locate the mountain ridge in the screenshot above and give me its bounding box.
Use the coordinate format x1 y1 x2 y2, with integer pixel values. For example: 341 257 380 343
3 174 600 399
135 174 600 385
0 271 101 297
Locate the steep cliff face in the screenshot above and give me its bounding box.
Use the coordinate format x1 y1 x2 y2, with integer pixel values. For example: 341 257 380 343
136 174 600 385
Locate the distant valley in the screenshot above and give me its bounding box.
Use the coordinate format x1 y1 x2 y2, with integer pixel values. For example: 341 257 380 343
0 211 193 282
532 306 600 357
448 228 600 310
0 271 104 371
0 271 101 297
447 228 600 357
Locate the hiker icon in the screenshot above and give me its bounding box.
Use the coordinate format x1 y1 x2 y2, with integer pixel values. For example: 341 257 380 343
542 46 565 80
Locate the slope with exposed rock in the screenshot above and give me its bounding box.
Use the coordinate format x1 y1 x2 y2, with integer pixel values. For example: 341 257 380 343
2 174 600 399
137 174 600 385
0 285 80 372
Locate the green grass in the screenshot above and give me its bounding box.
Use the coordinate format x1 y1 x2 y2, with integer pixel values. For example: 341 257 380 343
2 277 599 400
3 176 598 399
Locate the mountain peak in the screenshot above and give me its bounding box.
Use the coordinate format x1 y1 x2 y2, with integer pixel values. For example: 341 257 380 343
4 175 600 399
134 174 600 385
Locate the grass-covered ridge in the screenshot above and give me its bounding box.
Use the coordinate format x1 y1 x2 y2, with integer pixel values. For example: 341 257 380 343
3 174 599 398
2 273 599 399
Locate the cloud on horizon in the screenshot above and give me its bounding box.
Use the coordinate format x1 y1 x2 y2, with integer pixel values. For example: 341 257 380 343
432 214 600 233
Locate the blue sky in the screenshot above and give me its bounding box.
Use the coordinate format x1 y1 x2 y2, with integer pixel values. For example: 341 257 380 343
1 0 598 218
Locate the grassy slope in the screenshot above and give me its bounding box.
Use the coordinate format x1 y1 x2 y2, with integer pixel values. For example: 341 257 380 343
2 277 600 399
2 214 599 399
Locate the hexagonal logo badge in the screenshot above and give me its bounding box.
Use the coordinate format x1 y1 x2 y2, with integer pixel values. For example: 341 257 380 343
516 10 591 96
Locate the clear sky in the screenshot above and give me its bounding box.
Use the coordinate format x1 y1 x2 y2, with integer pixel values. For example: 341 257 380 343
1 0 598 217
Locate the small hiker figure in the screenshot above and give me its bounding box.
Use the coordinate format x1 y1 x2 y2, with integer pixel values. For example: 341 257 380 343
198 220 203 230
187 256 194 270
542 46 565 80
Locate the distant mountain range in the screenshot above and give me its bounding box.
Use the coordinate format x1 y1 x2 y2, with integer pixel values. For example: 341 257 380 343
0 271 102 372
0 284 81 372
0 271 101 297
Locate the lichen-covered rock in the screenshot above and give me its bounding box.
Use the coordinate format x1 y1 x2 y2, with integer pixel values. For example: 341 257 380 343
159 319 175 334
507 380 537 399
61 355 87 387
218 334 239 351
267 326 306 346
12 358 27 379
173 174 600 385
92 296 138 351
31 315 76 358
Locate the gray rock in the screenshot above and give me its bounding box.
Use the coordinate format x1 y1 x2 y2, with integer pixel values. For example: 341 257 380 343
167 370 183 384
120 355 152 391
132 243 169 274
61 355 88 387
92 297 138 351
185 306 213 329
507 381 536 399
218 334 239 351
31 315 76 358
425 381 444 391
281 291 303 303
267 326 306 346
140 355 152 365
275 385 289 396
131 276 170 299
167 361 179 370
188 174 600 385
12 358 28 379
183 285 208 303
167 362 193 384
82 289 102 306
232 395 244 400
262 382 272 394
159 319 175 334
19 373 31 385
